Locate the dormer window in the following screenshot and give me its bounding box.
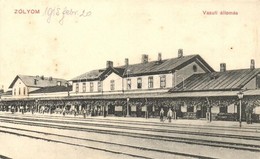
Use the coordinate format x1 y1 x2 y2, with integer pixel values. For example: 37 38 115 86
34 79 37 85
193 65 198 72
57 81 61 86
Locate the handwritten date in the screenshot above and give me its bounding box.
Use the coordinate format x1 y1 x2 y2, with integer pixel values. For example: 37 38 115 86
44 7 91 25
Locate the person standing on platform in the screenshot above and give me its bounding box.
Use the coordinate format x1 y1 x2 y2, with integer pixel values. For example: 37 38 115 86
144 105 148 119
160 108 164 122
20 105 24 114
98 107 101 116
167 108 173 123
62 107 66 116
103 105 107 118
11 106 15 114
83 108 86 119
31 106 34 114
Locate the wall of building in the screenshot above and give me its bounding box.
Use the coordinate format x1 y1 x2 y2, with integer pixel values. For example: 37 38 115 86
12 78 27 96
123 61 206 92
211 106 219 113
29 92 69 98
124 73 171 91
103 72 123 92
243 77 257 90
227 104 236 113
28 87 40 93
72 72 123 94
173 61 206 87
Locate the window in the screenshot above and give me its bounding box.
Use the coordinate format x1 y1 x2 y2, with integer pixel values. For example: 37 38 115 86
18 88 21 95
23 87 26 95
219 106 227 113
137 78 142 89
127 79 131 90
110 80 115 91
160 75 166 88
193 65 198 72
57 81 61 86
187 106 194 112
14 89 16 96
82 83 86 92
90 82 94 92
148 76 153 88
75 83 79 93
98 81 102 92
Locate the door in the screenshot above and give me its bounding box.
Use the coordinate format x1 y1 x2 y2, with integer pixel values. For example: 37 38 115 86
201 106 207 118
108 104 115 115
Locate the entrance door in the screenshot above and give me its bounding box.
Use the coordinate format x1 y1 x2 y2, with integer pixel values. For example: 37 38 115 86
201 106 207 118
237 103 246 121
108 104 115 115
136 105 142 117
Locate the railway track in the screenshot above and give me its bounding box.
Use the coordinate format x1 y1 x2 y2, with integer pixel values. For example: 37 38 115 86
0 115 260 153
0 125 214 159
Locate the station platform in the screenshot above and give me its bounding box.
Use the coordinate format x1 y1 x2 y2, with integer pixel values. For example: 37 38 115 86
1 111 260 129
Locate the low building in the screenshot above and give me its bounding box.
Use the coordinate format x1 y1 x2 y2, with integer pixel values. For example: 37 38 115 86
169 60 260 122
0 75 69 112
5 75 67 98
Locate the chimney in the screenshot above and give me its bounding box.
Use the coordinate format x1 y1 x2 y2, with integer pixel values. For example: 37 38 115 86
106 61 113 68
125 58 129 66
220 63 226 72
250 59 255 69
34 79 37 85
158 53 162 61
178 49 183 58
141 54 148 63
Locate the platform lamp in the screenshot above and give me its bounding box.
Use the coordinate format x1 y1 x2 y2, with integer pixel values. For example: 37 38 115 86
237 91 244 128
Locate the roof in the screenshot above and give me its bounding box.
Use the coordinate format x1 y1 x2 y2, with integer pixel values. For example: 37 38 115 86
1 90 12 96
9 75 67 89
121 54 213 76
30 86 72 94
71 54 214 81
169 68 260 92
5 91 239 101
71 67 125 82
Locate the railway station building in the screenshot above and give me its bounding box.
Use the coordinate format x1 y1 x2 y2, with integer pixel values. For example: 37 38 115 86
1 49 260 123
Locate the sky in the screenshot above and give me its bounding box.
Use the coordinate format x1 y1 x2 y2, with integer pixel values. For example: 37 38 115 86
0 0 260 91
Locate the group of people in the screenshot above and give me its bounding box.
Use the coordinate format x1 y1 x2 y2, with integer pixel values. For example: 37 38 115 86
7 105 176 122
60 106 106 119
10 105 34 114
160 108 175 122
